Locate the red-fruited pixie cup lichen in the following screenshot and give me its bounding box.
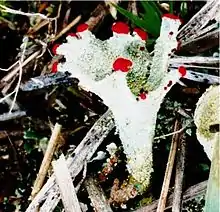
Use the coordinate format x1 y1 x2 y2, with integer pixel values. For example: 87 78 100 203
162 13 183 24
76 23 89 32
112 22 130 34
51 62 58 73
54 16 182 192
67 32 77 37
52 44 60 55
113 58 133 72
133 28 148 41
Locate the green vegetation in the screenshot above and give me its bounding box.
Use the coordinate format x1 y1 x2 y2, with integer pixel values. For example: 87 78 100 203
114 1 161 38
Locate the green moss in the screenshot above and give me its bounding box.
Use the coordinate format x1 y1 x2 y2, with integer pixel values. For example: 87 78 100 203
138 196 153 206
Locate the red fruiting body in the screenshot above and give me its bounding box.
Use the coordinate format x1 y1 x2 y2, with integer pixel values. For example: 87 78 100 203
76 23 88 32
68 32 77 37
139 93 147 100
167 80 172 87
178 66 187 77
140 46 145 51
162 14 180 21
162 14 183 24
51 62 58 73
112 22 130 34
133 28 148 40
113 58 132 72
164 86 167 90
52 44 60 55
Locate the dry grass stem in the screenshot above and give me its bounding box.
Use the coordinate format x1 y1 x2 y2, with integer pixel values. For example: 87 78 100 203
52 15 82 42
156 119 182 212
1 50 41 84
30 123 62 199
172 133 186 212
0 4 57 21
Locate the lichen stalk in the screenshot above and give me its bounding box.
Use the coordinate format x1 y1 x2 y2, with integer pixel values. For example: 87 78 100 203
145 15 181 91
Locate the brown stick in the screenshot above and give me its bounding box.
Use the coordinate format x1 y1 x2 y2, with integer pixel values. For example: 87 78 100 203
84 176 113 212
52 15 81 42
156 119 182 212
86 4 109 32
30 123 62 199
133 180 207 212
26 110 114 212
28 19 49 35
52 3 108 42
1 50 41 85
172 133 186 212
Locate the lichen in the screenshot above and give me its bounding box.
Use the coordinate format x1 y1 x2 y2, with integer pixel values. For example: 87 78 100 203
194 85 220 159
54 15 182 191
144 15 181 91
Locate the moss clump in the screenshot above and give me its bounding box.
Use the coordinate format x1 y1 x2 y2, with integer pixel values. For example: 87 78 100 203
138 196 153 207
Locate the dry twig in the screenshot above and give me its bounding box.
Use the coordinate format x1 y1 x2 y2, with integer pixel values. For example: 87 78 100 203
180 29 219 54
172 133 186 211
86 4 109 32
154 124 188 140
75 161 87 192
156 119 182 212
52 15 81 42
84 176 113 212
134 181 207 212
52 154 82 212
0 4 57 21
30 123 62 199
0 37 28 113
26 110 114 212
0 111 26 122
0 50 41 85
